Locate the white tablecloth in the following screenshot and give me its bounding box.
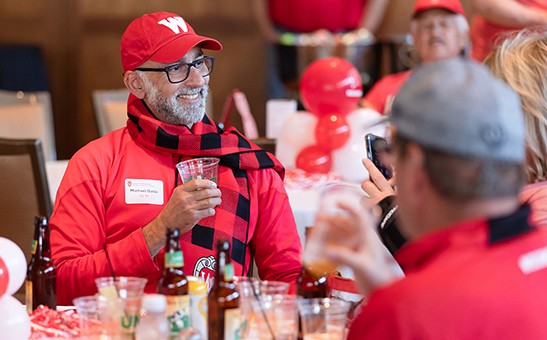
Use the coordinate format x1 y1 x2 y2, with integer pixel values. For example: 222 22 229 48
286 188 321 248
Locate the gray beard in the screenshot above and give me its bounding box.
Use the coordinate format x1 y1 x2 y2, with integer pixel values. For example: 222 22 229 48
142 76 208 126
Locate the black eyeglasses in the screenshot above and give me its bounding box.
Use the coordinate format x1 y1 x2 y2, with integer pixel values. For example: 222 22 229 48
135 56 215 84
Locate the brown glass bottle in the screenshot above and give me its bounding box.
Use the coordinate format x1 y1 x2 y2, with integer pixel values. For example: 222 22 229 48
26 215 57 313
208 239 240 340
297 226 330 299
296 265 329 299
297 227 330 340
157 228 190 338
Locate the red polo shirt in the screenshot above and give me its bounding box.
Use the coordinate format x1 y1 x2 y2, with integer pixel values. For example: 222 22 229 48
348 205 547 339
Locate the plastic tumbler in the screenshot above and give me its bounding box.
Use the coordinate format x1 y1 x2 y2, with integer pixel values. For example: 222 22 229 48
234 277 259 339
176 157 220 184
95 276 148 338
297 298 351 340
73 295 103 337
250 294 300 340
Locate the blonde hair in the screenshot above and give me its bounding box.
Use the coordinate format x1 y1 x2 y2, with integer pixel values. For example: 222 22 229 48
485 29 547 184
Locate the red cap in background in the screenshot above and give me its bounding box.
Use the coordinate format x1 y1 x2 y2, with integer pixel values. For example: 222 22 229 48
412 0 466 18
121 12 222 73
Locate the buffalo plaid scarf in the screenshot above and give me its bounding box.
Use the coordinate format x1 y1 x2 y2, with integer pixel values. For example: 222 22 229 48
126 95 284 276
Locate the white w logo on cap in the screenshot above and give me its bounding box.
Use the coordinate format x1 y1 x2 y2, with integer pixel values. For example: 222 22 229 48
157 17 188 34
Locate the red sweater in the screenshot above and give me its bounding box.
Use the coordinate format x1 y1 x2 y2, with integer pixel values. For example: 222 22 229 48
364 71 412 115
50 128 302 305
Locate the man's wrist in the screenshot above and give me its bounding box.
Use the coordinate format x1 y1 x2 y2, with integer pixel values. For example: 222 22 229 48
142 219 166 258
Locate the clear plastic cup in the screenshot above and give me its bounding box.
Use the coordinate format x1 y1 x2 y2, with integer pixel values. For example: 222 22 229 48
305 183 367 276
95 276 147 337
73 295 102 337
249 294 300 340
255 280 290 295
234 277 260 339
176 157 220 184
73 294 123 338
297 298 351 340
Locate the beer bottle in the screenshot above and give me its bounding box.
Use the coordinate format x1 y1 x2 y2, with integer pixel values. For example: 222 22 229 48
157 228 190 338
208 239 240 340
297 227 330 299
26 215 57 313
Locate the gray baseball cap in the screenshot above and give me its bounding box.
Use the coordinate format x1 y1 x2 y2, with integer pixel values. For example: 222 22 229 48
390 58 525 163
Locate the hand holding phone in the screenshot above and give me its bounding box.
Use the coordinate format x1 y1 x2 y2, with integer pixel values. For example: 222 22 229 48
364 133 393 182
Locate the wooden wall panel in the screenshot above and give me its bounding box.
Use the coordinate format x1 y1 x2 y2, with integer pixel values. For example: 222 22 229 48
0 0 475 159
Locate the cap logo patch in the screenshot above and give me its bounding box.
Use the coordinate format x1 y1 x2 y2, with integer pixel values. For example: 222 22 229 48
480 123 505 148
157 16 188 34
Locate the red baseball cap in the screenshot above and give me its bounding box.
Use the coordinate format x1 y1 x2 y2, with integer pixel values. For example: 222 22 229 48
412 0 466 18
121 12 222 72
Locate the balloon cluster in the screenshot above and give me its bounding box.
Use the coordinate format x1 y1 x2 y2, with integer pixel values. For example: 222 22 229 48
294 57 363 174
0 237 31 340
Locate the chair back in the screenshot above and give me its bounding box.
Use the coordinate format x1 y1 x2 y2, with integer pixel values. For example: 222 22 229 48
0 137 52 265
92 89 130 136
0 90 56 161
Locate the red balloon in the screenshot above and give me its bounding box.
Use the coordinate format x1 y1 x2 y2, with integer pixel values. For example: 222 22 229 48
315 114 351 151
296 145 332 174
0 257 8 298
300 57 363 117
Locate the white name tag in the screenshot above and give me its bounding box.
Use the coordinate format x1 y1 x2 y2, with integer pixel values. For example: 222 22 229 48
125 179 164 205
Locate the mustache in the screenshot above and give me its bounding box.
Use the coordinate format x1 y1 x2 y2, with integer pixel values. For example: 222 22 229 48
176 85 208 96
428 37 445 45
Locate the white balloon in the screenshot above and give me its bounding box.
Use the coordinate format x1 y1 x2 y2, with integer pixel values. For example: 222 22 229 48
332 109 389 183
0 294 31 340
0 237 27 295
281 111 317 151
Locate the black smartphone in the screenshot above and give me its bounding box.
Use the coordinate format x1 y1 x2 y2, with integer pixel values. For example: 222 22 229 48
365 133 393 181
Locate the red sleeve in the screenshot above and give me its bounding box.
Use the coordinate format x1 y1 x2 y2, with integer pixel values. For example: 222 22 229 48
50 146 158 305
364 71 412 115
248 168 303 292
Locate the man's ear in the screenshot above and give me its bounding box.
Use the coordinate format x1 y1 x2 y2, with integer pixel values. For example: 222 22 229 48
124 71 146 99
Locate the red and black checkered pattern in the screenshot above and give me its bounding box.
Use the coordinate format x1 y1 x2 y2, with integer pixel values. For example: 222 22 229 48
126 95 284 274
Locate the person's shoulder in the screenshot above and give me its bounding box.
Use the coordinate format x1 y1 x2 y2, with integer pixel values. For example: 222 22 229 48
247 167 284 184
70 128 133 169
378 70 412 84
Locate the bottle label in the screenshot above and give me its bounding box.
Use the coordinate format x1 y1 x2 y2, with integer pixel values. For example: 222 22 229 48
31 240 37 255
165 251 184 268
25 280 33 313
165 295 190 338
224 307 241 340
224 263 234 281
